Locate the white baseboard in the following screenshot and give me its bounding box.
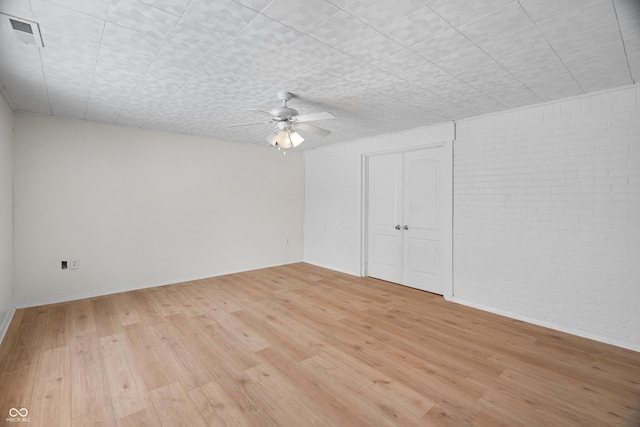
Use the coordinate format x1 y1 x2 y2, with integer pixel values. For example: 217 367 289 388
302 260 360 277
15 261 302 309
15 280 178 309
451 297 640 353
0 305 16 345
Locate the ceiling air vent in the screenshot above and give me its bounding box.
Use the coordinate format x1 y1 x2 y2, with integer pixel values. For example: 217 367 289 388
0 13 44 48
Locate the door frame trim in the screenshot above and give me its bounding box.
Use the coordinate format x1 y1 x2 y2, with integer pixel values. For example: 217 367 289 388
360 142 453 300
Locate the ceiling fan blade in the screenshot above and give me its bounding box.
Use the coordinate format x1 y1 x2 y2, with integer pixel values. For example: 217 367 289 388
294 111 335 122
294 122 331 137
247 109 273 116
226 120 271 128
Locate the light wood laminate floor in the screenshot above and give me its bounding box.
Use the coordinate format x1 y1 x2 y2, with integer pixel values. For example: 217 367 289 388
1 263 639 426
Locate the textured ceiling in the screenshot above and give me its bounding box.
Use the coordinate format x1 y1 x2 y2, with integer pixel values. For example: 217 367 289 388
0 0 638 150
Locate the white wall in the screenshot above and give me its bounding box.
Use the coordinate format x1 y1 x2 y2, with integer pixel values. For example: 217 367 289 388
454 84 640 351
13 114 302 306
303 123 454 275
0 94 14 338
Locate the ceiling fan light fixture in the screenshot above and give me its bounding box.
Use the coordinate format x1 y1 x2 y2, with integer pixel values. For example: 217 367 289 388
267 133 279 146
289 130 304 147
278 130 293 149
267 129 304 149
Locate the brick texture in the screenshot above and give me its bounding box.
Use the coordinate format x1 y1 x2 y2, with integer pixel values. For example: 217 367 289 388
454 85 640 350
303 143 363 275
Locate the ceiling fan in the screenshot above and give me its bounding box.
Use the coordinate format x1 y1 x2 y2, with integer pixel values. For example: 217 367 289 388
227 92 334 149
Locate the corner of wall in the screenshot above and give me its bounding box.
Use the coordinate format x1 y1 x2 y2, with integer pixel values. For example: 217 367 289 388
0 91 16 346
0 305 16 345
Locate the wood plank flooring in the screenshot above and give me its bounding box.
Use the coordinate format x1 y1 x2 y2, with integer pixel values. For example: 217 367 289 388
1 263 639 426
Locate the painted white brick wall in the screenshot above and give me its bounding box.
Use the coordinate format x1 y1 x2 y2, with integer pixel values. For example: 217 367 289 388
304 143 363 275
454 84 640 351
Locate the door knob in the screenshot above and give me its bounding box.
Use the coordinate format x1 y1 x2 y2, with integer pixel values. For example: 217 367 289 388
403 225 409 230
395 225 401 230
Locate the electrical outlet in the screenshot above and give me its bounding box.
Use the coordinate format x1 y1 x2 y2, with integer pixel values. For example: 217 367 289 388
70 259 79 270
61 260 67 270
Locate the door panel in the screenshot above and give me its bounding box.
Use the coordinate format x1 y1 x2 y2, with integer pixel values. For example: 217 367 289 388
406 159 438 230
371 162 400 227
407 239 438 276
372 235 399 267
367 153 403 284
367 147 445 295
403 149 443 294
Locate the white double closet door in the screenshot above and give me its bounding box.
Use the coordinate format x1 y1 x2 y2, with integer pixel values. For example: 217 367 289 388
367 147 446 294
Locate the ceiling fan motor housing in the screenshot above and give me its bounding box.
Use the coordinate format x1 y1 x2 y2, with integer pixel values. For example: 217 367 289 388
270 106 298 118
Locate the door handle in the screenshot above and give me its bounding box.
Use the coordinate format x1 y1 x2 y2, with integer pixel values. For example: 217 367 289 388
403 225 409 230
395 225 401 230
